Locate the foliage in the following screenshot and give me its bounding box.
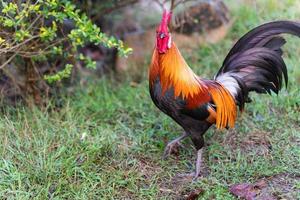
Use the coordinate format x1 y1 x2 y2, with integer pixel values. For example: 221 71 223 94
0 0 132 105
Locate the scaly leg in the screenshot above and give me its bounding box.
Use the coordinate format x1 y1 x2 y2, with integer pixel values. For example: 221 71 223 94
193 148 203 180
162 132 189 159
176 148 203 181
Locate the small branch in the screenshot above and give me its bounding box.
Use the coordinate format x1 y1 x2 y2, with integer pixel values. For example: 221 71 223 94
169 0 178 32
0 53 17 69
153 0 164 10
172 0 196 10
26 14 42 32
170 0 176 11
153 0 169 10
0 35 40 54
12 37 68 58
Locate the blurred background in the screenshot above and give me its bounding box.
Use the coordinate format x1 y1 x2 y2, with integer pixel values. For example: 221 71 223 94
0 0 299 199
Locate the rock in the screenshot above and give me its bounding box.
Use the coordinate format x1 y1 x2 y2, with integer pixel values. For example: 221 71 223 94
174 0 231 43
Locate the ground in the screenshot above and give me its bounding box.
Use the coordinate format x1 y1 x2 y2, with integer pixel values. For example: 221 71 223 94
0 0 300 199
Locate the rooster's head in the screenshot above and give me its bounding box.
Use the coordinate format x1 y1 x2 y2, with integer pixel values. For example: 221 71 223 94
156 9 172 54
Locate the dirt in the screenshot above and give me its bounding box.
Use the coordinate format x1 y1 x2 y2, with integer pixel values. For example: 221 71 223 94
159 177 205 200
241 131 272 156
261 173 300 199
230 173 300 200
224 130 272 156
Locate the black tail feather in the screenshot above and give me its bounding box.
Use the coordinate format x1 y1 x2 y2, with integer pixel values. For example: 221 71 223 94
220 21 300 67
216 20 300 109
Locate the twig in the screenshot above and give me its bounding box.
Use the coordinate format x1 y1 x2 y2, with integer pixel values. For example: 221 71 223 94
0 53 17 69
26 14 42 32
172 0 196 10
153 0 168 10
169 0 177 31
170 0 176 11
0 35 40 54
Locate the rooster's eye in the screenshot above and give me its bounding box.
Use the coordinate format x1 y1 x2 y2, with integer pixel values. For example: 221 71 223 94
160 33 165 39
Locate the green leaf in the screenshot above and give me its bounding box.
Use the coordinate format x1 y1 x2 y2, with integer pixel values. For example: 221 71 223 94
39 22 57 41
3 18 14 27
44 64 74 83
78 54 97 69
0 37 5 44
2 2 18 15
15 30 31 42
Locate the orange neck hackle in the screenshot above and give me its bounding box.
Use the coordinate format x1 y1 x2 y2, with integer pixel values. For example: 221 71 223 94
149 42 210 105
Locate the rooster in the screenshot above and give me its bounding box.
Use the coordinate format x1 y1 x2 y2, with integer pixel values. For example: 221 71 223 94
149 10 300 179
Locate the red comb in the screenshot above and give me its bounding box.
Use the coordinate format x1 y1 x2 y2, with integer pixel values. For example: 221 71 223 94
159 9 172 32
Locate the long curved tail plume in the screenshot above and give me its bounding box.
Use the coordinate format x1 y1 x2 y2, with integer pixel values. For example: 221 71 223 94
215 21 300 110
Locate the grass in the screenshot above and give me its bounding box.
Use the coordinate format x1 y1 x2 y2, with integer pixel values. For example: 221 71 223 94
0 0 300 199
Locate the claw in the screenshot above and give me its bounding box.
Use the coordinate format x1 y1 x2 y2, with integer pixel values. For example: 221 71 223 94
175 172 201 182
162 132 188 159
192 171 201 182
162 140 181 159
177 172 195 178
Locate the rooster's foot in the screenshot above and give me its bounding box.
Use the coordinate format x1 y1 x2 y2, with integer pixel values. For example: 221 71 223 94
162 132 188 159
178 172 201 181
176 148 203 181
163 140 183 159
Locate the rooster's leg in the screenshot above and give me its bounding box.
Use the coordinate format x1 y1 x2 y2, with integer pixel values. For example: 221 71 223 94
189 132 206 181
163 132 188 159
193 148 203 180
175 124 210 181
176 148 203 180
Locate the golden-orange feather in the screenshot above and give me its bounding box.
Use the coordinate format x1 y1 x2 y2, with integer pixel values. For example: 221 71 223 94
207 83 237 128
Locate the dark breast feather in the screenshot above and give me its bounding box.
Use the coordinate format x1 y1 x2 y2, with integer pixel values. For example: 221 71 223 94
181 104 210 121
149 78 210 123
